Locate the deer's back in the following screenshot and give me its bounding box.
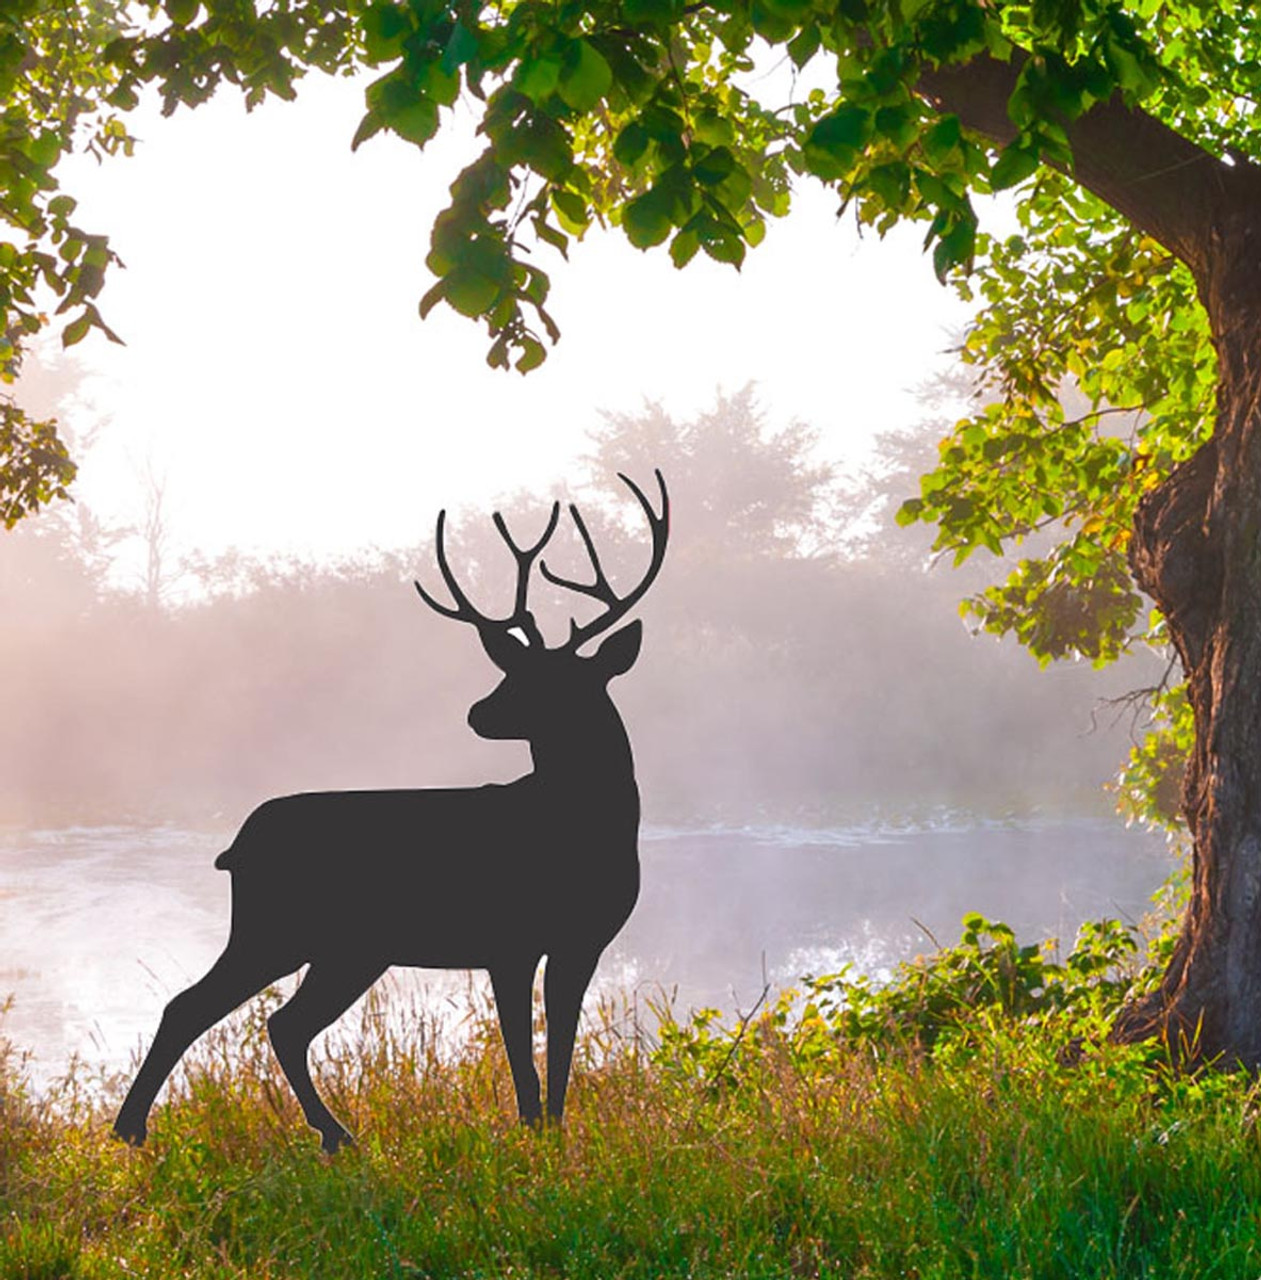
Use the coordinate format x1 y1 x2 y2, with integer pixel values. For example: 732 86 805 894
216 786 524 864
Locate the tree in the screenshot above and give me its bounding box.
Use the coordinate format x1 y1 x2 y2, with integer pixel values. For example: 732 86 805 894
2 0 1259 1060
587 386 837 555
0 1 131 522
135 460 176 611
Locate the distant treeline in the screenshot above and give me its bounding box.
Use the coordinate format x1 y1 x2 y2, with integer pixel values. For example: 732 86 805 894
0 388 1158 826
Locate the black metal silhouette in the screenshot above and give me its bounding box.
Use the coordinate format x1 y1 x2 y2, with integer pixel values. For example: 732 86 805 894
113 472 668 1152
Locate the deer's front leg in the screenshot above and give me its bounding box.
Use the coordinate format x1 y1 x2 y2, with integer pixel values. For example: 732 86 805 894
490 958 543 1125
544 949 601 1122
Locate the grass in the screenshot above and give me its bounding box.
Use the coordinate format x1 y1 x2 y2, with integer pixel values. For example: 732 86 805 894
4 946 1261 1279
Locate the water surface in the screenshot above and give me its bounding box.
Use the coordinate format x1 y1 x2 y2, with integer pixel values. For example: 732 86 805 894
0 817 1175 1084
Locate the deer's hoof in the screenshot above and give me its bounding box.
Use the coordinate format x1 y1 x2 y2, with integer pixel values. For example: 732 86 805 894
113 1115 147 1147
320 1126 354 1155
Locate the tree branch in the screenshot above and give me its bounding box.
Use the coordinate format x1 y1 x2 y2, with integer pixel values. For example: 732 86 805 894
915 51 1250 276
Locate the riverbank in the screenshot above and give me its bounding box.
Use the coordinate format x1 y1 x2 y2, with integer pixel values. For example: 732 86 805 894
3 920 1258 1280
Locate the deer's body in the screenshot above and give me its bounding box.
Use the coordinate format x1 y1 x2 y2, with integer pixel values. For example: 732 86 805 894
216 762 641 970
114 473 666 1153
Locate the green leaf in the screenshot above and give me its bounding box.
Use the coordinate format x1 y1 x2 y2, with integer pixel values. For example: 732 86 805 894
551 187 589 232
1103 33 1161 99
419 61 460 108
511 117 573 180
921 115 961 165
351 111 383 151
895 497 924 526
361 3 410 64
164 0 200 25
787 23 820 67
515 336 547 373
418 279 446 319
623 0 680 23
558 40 613 112
444 267 500 317
803 105 870 180
25 131 60 172
517 54 562 104
715 163 753 213
388 98 439 146
693 113 736 147
932 217 976 280
614 121 650 167
694 146 737 186
751 0 799 43
701 230 745 266
670 227 700 268
516 264 547 307
640 104 687 148
874 103 918 150
534 215 570 257
441 22 479 75
623 189 673 248
537 301 560 344
914 169 961 209
61 313 91 348
990 142 1040 191
865 161 911 210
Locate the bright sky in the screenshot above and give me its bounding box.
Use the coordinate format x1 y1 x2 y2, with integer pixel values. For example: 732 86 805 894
51 69 975 564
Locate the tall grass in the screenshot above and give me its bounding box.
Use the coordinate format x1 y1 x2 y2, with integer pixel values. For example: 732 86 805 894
4 922 1261 1279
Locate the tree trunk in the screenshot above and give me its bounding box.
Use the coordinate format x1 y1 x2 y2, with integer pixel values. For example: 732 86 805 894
917 51 1261 1063
1116 233 1261 1062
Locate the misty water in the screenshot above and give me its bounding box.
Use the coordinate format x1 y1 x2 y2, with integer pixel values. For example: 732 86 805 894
0 816 1174 1087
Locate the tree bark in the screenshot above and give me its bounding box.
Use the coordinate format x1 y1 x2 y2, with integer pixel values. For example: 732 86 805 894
1116 228 1261 1062
917 53 1227 268
918 51 1261 1062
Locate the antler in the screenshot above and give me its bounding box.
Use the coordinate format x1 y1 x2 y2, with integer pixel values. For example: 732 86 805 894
540 470 669 651
415 502 561 645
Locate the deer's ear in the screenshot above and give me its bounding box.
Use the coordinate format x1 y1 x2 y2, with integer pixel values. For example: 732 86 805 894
591 621 642 680
480 626 529 672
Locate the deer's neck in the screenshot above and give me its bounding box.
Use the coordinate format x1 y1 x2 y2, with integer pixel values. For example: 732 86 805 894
529 706 638 804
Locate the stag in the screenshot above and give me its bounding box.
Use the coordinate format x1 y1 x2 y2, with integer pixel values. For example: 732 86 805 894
113 472 668 1152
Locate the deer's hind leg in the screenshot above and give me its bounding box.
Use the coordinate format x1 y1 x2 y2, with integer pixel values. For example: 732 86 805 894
114 945 295 1146
267 958 387 1153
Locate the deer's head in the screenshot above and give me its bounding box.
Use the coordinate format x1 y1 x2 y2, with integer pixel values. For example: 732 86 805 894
414 473 669 749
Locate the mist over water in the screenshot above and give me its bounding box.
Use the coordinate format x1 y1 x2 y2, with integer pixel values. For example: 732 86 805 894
624 819 1174 1005
1 816 1173 1086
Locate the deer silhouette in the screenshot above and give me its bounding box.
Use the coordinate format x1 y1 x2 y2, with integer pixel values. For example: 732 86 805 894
113 472 668 1152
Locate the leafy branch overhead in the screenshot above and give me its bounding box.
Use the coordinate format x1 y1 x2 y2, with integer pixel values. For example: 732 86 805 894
1 3 1232 374
898 172 1215 670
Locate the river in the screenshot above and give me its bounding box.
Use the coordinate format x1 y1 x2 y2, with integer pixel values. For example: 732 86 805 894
0 816 1174 1087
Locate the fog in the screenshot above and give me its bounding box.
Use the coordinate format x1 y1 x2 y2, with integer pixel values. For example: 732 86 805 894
0 385 1158 827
